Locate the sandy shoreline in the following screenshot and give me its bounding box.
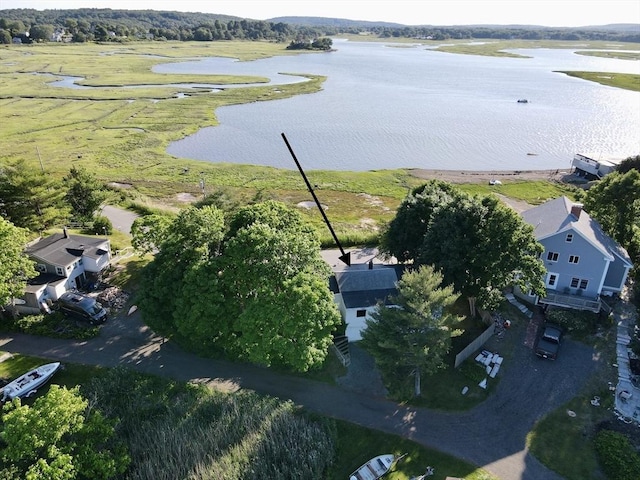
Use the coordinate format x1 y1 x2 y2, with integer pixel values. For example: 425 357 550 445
408 168 571 184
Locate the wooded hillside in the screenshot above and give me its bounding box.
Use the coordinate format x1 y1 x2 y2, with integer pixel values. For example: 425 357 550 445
1 8 638 44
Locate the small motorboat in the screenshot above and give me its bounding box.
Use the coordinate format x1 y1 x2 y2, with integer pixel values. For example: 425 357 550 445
349 454 396 480
0 362 61 402
517 99 529 103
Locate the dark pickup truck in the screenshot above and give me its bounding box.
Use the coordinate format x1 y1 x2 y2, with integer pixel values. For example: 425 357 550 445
535 324 563 360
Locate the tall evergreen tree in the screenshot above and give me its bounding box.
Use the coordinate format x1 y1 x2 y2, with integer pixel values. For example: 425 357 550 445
360 265 461 397
0 160 69 232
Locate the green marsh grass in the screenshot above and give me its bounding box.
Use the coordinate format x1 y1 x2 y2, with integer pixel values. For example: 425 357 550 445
558 71 640 92
459 180 579 204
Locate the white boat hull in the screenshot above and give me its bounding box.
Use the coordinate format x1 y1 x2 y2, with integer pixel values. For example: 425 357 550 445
349 454 395 480
0 362 61 401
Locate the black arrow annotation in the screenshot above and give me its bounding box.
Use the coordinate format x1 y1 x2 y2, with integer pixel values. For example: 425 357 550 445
281 133 351 266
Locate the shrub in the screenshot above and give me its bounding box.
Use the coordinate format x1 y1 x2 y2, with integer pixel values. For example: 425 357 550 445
91 215 113 235
546 307 600 335
594 430 640 480
7 312 99 339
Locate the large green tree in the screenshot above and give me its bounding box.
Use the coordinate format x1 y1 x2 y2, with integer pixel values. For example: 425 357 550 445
421 194 546 313
137 206 225 334
130 213 173 255
138 201 341 372
617 155 640 174
381 182 546 313
0 160 69 232
583 169 640 262
219 202 340 370
381 180 462 263
0 218 36 308
29 24 54 42
360 265 461 397
0 385 129 480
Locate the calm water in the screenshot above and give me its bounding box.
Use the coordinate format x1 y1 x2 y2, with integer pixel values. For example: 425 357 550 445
163 40 640 171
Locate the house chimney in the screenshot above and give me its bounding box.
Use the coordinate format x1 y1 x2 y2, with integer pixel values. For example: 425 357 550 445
63 227 68 238
570 203 583 219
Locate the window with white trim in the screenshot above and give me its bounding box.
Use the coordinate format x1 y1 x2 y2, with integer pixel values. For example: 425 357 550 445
55 266 64 276
565 233 573 242
570 277 589 289
356 309 367 318
35 264 47 273
568 255 579 264
546 251 559 262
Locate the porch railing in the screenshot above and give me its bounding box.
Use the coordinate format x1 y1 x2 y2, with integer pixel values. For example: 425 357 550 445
539 290 601 313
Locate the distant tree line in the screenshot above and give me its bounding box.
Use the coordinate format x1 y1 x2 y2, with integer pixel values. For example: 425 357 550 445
1 8 638 44
0 8 331 44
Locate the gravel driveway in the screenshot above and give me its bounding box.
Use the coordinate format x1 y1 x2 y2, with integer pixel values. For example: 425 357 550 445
0 306 601 480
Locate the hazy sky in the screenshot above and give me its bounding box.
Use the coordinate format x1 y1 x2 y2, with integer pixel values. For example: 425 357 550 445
2 0 639 27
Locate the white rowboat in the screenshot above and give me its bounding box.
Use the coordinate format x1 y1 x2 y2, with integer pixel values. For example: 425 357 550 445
349 454 395 480
0 362 61 402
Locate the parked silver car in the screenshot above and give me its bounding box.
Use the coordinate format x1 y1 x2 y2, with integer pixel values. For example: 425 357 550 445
57 291 107 325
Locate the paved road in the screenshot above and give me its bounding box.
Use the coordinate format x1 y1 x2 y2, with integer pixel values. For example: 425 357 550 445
101 205 139 235
0 308 600 480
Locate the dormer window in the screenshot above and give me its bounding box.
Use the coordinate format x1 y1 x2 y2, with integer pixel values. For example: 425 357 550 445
35 264 47 273
565 233 573 243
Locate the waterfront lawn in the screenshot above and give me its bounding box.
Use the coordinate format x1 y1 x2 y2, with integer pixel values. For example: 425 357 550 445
331 420 499 480
459 180 580 204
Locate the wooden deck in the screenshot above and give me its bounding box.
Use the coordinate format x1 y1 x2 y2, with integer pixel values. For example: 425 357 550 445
539 290 602 313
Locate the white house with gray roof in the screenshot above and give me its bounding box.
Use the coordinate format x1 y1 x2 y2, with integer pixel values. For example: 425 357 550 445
20 229 111 312
517 196 632 313
321 248 402 341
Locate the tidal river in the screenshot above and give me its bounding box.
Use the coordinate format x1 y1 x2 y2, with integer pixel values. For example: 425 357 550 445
162 39 640 171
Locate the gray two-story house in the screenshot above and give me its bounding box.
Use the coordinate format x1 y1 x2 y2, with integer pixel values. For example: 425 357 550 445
517 196 632 313
20 229 111 313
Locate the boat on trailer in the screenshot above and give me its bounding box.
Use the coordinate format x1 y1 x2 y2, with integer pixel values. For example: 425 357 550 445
0 362 61 402
349 454 396 480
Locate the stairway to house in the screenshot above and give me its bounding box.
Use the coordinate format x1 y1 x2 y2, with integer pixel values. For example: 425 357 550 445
505 292 534 318
332 335 351 367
